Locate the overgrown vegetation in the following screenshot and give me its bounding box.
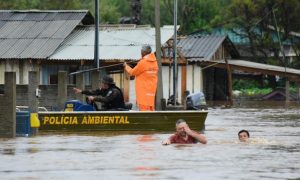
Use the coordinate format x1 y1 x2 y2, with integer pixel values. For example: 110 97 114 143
233 79 298 96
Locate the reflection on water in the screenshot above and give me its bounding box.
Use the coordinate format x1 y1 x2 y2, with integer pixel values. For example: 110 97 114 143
0 101 300 179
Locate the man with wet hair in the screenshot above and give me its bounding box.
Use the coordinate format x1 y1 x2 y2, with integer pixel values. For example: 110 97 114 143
162 119 207 145
238 129 250 142
124 44 158 111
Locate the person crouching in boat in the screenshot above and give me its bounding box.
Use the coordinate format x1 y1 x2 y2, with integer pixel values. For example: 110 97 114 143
73 75 126 111
124 44 158 111
162 119 207 145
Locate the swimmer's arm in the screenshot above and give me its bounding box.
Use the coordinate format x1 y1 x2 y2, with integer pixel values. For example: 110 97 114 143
162 135 175 145
162 138 171 145
184 124 207 144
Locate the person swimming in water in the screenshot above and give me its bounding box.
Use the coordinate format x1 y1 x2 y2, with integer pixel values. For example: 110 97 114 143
238 129 250 142
162 119 207 145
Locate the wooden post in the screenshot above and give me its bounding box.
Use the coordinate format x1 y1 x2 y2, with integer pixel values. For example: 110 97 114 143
91 71 99 90
28 71 39 112
123 72 130 102
225 58 233 106
285 78 290 103
181 64 187 105
297 81 300 100
76 73 85 102
57 71 67 110
155 0 164 110
0 72 16 138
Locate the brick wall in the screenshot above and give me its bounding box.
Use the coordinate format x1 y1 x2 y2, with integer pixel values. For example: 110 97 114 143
0 84 93 111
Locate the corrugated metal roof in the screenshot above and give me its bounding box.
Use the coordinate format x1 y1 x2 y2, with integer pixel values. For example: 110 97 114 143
19 39 48 58
22 21 51 38
227 60 300 75
0 10 94 59
0 39 17 56
33 39 64 58
177 35 227 61
49 25 175 61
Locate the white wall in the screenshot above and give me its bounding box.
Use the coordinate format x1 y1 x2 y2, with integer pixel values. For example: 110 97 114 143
186 64 203 94
5 60 20 84
0 60 41 84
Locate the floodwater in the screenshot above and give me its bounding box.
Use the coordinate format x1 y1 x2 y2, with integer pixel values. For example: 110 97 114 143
1 102 300 180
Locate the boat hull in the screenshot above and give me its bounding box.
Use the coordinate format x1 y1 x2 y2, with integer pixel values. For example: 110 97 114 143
38 110 208 132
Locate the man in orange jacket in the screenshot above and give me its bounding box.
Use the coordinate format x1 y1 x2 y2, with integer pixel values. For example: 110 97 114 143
124 45 158 111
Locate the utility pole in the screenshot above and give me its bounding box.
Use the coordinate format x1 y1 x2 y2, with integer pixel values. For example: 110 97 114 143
155 0 163 110
94 0 100 69
173 0 178 105
272 9 289 103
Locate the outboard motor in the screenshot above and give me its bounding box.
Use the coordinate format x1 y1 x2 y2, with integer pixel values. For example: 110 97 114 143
186 91 207 110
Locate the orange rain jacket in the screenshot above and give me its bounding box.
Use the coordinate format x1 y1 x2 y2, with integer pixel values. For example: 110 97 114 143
125 53 158 107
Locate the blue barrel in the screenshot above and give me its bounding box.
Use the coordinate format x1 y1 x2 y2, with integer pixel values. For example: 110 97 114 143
16 111 32 137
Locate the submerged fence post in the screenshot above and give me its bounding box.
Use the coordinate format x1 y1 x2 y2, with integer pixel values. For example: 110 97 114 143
58 71 67 110
91 71 99 90
28 71 39 112
0 72 16 138
76 73 85 102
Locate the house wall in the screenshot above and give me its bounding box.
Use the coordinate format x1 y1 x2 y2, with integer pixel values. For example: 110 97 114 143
0 60 40 84
4 60 20 83
186 64 203 94
0 83 80 111
161 65 183 102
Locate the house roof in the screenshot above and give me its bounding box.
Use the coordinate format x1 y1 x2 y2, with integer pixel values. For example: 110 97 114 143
0 10 94 59
176 35 239 61
49 25 176 61
262 88 298 101
201 59 300 80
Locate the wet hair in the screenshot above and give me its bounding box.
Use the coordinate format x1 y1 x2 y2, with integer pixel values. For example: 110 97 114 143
176 119 186 126
141 45 152 54
238 129 250 137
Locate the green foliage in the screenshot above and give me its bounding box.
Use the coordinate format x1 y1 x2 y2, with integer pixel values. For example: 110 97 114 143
99 1 121 23
0 0 299 59
240 88 272 96
233 79 261 90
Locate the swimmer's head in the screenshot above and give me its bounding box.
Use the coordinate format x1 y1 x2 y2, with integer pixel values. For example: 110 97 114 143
238 129 250 142
176 119 187 137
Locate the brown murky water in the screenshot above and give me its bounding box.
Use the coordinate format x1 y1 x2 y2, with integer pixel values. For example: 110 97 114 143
0 101 299 179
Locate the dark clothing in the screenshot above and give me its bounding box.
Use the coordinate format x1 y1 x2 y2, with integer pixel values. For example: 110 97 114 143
169 134 197 144
81 85 125 110
82 88 107 96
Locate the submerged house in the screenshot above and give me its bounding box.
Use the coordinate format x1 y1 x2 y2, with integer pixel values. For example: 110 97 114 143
48 24 176 104
163 35 240 102
174 34 300 102
1 10 299 105
0 10 94 84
